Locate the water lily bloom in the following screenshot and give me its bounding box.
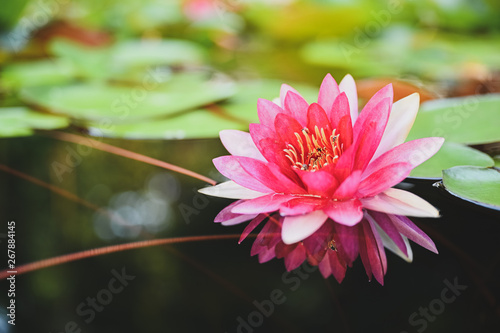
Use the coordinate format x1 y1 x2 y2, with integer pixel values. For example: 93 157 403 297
200 74 444 284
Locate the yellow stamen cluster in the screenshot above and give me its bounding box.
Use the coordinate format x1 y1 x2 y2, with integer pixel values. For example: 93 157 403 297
284 126 342 172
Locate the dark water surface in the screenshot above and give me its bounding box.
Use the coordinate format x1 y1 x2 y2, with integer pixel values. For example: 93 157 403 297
1 134 499 333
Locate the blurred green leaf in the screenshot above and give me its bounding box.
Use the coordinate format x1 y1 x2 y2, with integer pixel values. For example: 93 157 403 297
410 142 494 179
20 74 235 122
0 0 29 31
1 60 77 90
442 166 500 210
88 109 244 140
0 107 69 137
407 94 500 145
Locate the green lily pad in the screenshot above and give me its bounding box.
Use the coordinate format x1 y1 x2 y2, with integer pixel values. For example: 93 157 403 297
88 109 245 140
19 75 235 123
0 107 69 137
410 142 494 179
407 94 500 145
1 60 77 90
441 166 500 210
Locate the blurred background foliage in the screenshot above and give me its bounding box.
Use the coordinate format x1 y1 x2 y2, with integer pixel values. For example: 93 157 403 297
1 1 500 332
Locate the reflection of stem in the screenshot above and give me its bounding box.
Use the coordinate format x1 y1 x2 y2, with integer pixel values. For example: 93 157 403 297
0 164 127 226
43 131 217 185
0 234 251 280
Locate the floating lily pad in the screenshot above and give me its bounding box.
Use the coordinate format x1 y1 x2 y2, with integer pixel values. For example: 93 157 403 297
20 75 235 123
88 109 245 140
441 166 500 210
0 107 69 137
1 60 77 90
409 142 494 179
407 94 500 145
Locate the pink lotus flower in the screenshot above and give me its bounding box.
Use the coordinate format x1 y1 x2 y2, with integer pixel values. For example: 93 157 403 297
200 74 444 284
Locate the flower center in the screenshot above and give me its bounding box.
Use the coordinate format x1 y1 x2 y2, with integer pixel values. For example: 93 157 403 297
283 126 342 172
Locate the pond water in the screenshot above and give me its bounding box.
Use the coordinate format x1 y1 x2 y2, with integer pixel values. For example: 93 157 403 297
1 134 499 333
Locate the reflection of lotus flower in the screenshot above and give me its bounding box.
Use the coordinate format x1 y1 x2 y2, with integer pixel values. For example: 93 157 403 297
200 74 444 284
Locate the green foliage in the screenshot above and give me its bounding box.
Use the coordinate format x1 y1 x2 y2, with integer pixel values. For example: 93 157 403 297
0 107 69 137
442 166 500 209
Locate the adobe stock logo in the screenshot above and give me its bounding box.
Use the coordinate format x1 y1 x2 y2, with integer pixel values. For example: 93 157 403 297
401 277 468 333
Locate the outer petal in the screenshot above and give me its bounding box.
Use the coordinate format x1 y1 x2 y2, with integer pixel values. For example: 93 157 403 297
352 98 392 171
282 210 329 244
357 162 412 197
371 93 420 160
324 199 363 226
368 211 408 257
213 156 272 193
280 84 302 109
360 188 440 218
198 181 267 199
283 91 309 126
257 98 286 128
390 214 438 254
239 214 268 243
363 137 445 179
220 130 266 161
231 194 295 215
339 74 358 125
318 73 340 115
284 243 307 271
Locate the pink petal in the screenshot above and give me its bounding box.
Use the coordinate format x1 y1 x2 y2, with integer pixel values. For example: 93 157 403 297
367 211 408 257
233 156 295 193
352 98 392 171
324 199 363 226
213 156 273 193
279 197 326 216
283 91 309 126
282 210 329 244
339 74 358 125
333 170 361 199
363 137 445 179
357 162 412 197
268 163 306 194
220 129 266 161
221 214 258 226
360 188 440 218
329 92 351 130
284 243 307 271
258 245 277 263
215 200 254 224
299 170 339 197
239 214 267 243
280 84 302 109
318 73 340 115
356 84 393 133
334 223 360 266
274 113 304 145
257 98 286 128
360 220 385 285
365 214 388 275
199 181 267 199
390 214 438 254
307 103 331 132
371 93 420 161
319 251 347 283
232 194 294 215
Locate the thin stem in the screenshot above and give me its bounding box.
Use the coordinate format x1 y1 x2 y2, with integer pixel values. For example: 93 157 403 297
0 234 251 280
42 131 217 185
